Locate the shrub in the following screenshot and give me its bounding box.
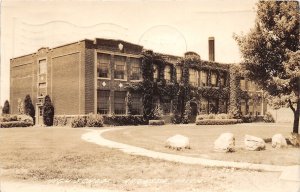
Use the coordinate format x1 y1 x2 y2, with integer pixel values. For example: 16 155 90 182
216 113 229 119
0 121 33 128
2 100 10 114
263 112 275 123
149 120 165 125
86 114 104 127
17 114 33 124
196 119 242 125
0 114 18 122
228 107 240 119
207 114 215 119
43 95 54 126
182 101 192 124
53 116 68 126
103 115 146 126
153 104 163 120
241 115 257 123
170 113 182 124
71 116 86 128
24 95 35 123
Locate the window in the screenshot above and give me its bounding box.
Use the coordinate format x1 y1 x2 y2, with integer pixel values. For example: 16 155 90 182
200 71 207 86
220 76 226 87
248 81 256 91
211 73 217 87
241 99 247 115
240 79 246 90
176 66 182 82
131 93 142 115
97 53 110 78
38 83 47 96
114 56 126 80
153 64 159 81
219 99 227 113
164 65 171 82
97 90 110 114
131 58 141 80
39 59 47 74
114 91 126 115
189 69 198 86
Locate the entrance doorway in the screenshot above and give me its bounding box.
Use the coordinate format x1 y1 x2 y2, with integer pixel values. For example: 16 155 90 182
36 106 43 125
190 102 198 123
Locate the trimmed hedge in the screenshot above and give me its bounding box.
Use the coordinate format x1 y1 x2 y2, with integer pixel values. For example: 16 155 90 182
0 121 33 128
0 115 18 122
53 116 68 126
196 119 242 125
71 114 104 128
86 114 104 127
103 115 146 126
0 114 33 128
196 113 233 121
149 120 165 125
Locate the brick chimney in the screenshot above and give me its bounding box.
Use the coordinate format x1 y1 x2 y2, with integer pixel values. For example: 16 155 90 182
208 37 215 61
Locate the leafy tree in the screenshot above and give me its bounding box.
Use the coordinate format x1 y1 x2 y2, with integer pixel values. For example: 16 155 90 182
153 103 163 120
17 98 25 114
183 101 192 124
43 95 54 126
126 92 132 116
2 100 10 114
234 1 299 133
24 95 35 123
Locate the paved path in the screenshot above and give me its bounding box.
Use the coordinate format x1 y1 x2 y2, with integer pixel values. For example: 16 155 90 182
82 128 287 172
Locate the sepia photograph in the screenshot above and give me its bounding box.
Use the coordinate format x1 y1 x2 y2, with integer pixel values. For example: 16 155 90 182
0 0 299 191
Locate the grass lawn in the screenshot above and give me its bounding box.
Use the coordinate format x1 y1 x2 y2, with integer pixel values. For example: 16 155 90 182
0 127 282 191
103 123 300 166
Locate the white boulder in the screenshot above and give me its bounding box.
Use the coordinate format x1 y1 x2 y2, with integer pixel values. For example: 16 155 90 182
165 134 190 150
244 135 266 151
214 133 235 152
272 134 287 148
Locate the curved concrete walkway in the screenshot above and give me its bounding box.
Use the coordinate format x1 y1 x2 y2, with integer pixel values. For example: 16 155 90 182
81 128 287 172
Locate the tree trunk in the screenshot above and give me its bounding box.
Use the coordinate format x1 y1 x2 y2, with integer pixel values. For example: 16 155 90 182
293 98 300 134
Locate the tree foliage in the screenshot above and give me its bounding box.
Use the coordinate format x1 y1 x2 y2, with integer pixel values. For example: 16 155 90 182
43 95 54 126
24 95 35 123
234 1 300 133
2 100 10 114
17 98 25 114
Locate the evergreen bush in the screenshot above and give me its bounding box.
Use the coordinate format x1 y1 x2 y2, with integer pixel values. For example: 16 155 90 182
43 95 54 126
2 100 10 114
24 95 35 124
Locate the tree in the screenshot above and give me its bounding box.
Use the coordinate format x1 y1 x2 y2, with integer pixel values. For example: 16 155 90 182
43 95 54 126
17 98 25 114
234 1 299 133
2 100 10 114
24 95 35 123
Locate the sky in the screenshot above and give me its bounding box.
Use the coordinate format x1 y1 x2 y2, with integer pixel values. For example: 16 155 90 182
0 0 257 105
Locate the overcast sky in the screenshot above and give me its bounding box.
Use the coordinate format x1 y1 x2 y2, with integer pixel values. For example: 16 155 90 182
0 0 257 104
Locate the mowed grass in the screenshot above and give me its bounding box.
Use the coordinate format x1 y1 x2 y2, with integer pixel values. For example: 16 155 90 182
103 123 300 166
0 127 280 191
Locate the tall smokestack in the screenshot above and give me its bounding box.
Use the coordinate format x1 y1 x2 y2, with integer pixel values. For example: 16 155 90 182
208 37 215 61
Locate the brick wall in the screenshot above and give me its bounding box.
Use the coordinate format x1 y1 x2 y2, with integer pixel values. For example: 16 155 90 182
51 52 81 115
10 55 36 114
84 48 95 113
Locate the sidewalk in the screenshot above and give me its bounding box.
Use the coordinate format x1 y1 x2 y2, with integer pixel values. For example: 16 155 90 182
81 128 286 172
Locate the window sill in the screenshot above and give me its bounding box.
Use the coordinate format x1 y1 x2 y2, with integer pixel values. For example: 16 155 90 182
130 80 142 82
98 77 111 80
114 79 127 81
